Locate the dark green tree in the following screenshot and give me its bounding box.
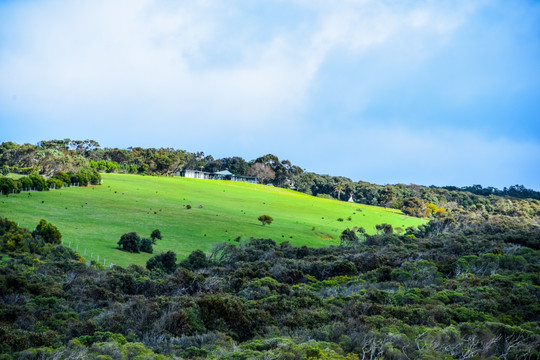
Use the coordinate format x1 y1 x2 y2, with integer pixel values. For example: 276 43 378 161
117 232 141 253
257 215 274 226
150 229 162 243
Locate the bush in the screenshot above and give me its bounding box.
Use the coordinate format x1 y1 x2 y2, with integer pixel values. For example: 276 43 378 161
33 219 62 244
401 197 430 217
140 238 153 254
376 223 393 234
29 173 48 191
0 177 16 195
46 178 64 189
73 167 101 186
339 228 359 246
146 251 177 273
18 176 33 190
180 249 208 270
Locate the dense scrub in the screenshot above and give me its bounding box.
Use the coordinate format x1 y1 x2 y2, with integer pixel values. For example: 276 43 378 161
1 209 539 359
1 139 539 359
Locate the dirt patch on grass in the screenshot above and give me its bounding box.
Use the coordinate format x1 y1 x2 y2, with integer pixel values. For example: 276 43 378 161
317 232 334 240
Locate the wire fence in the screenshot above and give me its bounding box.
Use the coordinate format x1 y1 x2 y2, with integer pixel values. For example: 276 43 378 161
1 183 83 195
66 241 115 269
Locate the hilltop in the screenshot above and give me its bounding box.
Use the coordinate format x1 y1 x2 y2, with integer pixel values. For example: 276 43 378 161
0 173 425 267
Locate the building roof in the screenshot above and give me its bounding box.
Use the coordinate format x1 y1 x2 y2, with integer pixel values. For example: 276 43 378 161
215 170 233 176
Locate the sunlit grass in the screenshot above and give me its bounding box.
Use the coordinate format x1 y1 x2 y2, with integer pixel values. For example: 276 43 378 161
0 173 426 267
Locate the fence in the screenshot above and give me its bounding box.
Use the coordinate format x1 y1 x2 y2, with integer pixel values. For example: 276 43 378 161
66 241 115 269
1 182 85 195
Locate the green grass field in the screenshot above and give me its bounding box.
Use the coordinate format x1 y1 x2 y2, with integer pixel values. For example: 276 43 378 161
0 174 426 267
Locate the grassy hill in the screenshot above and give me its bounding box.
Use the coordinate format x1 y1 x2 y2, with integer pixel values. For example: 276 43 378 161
0 173 426 267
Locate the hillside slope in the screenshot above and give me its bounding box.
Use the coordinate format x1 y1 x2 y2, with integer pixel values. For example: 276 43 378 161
0 173 425 266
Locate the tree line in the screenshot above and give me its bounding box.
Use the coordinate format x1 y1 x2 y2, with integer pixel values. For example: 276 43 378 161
0 168 100 195
2 140 539 220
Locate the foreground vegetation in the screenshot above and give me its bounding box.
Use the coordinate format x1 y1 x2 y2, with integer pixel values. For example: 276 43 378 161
1 209 539 359
0 174 424 267
2 139 540 359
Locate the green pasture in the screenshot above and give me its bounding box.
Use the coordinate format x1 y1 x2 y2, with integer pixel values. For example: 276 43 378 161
0 174 426 267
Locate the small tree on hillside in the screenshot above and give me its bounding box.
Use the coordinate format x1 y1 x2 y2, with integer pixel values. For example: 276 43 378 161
118 232 141 253
258 215 274 226
151 229 162 243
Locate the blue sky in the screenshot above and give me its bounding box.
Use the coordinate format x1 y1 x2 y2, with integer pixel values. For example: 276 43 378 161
1 0 539 189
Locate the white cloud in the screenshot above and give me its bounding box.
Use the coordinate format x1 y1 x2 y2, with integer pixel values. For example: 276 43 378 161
0 0 476 130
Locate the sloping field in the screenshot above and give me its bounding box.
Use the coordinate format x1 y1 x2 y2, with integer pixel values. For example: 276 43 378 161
0 174 426 267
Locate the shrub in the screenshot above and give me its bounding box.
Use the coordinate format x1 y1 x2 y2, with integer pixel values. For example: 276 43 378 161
180 249 208 270
340 228 359 246
376 223 393 234
146 251 177 273
33 219 62 244
140 238 153 254
401 197 430 217
0 177 16 195
29 173 48 191
54 171 70 184
47 178 64 189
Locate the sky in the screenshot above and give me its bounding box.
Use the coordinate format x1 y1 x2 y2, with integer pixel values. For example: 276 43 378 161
1 0 539 189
